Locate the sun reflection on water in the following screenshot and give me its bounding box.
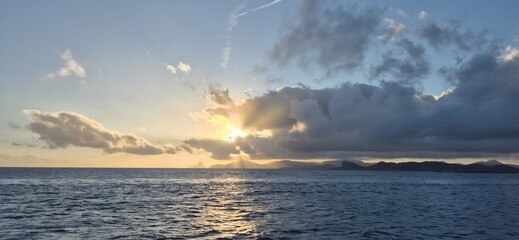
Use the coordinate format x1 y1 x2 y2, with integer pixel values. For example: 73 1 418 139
190 173 262 238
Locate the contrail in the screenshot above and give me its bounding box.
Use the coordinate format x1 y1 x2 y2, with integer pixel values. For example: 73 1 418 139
251 0 283 12
220 2 247 68
220 0 284 68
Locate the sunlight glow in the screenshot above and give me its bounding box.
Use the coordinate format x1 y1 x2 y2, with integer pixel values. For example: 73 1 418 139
225 125 247 142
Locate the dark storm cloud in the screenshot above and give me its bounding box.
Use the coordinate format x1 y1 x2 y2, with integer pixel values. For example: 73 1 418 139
269 0 382 77
427 52 519 140
188 51 519 160
23 110 180 155
370 38 430 85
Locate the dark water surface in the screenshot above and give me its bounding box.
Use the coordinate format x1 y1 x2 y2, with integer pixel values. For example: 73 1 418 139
1 168 518 239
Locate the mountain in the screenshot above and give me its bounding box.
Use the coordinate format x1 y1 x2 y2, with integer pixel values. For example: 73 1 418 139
473 159 504 166
326 159 372 167
209 159 519 173
337 160 519 173
210 159 342 169
210 159 269 169
266 160 335 169
471 160 519 170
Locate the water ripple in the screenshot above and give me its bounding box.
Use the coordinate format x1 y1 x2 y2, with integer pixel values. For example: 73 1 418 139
0 169 518 239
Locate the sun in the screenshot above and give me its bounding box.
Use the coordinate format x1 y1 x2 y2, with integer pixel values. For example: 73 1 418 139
225 125 247 142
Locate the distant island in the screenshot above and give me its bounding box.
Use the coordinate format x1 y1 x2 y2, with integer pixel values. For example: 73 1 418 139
210 159 519 173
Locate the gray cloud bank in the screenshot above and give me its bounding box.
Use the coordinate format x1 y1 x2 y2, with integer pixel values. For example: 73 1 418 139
23 110 180 155
265 1 435 84
188 50 519 160
181 0 519 160
266 1 502 85
420 22 492 52
269 1 382 78
370 38 429 85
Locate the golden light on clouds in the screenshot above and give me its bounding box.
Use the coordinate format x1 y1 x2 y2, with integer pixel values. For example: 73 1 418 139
225 125 247 142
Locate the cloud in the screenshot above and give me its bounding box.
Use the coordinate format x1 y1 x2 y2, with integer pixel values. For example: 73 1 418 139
206 83 234 106
417 11 427 21
45 50 86 79
499 46 519 62
250 65 283 84
11 142 38 148
379 18 406 42
166 61 192 74
204 86 301 131
251 65 269 76
166 64 177 74
243 88 254 98
370 38 429 84
269 1 382 77
264 75 283 84
420 22 490 51
188 50 519 160
23 110 180 155
7 122 21 130
186 1 519 161
184 138 239 160
165 62 196 91
395 8 408 18
0 154 52 163
177 61 192 73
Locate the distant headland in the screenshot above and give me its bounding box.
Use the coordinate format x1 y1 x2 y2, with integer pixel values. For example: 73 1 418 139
210 159 519 173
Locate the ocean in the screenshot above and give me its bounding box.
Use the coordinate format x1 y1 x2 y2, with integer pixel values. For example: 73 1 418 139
0 168 518 239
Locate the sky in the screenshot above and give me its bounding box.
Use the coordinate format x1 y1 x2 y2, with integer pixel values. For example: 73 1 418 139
1 0 519 167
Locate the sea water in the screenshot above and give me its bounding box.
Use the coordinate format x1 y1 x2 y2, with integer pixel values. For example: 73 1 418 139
1 168 518 239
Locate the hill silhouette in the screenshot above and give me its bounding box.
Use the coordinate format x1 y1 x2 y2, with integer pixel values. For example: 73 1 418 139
210 159 519 173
